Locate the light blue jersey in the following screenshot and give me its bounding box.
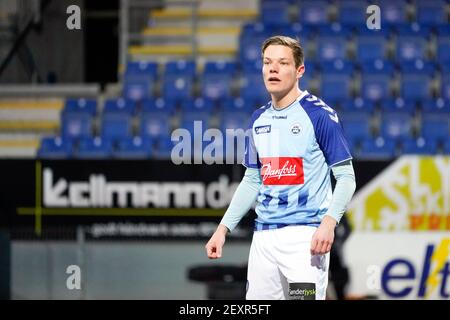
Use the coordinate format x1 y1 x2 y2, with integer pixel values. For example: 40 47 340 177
243 90 352 230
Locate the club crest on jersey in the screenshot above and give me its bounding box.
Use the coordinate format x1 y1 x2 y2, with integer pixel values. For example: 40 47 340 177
255 125 271 135
290 123 302 135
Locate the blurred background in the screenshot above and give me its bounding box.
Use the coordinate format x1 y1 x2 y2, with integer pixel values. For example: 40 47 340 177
0 0 449 300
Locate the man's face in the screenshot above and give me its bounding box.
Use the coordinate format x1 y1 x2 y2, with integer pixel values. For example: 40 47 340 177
262 45 304 97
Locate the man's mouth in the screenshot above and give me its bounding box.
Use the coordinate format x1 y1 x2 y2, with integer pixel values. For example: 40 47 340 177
268 77 281 83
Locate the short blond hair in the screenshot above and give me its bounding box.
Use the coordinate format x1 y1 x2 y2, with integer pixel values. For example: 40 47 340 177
261 35 304 68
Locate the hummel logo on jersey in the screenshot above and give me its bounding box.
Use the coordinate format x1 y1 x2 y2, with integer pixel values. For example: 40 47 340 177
255 125 271 134
260 157 304 185
272 115 287 120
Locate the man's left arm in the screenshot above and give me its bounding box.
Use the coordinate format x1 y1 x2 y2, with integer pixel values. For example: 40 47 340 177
310 160 356 255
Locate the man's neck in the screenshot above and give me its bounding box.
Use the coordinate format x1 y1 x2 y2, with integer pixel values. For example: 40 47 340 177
271 87 303 110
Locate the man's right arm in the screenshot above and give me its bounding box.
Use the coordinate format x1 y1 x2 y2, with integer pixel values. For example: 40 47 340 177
219 167 261 232
205 167 261 259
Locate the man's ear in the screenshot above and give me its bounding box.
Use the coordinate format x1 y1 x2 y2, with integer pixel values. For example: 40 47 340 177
297 64 305 79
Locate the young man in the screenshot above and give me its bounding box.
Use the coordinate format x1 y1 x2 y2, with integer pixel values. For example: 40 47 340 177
205 36 356 300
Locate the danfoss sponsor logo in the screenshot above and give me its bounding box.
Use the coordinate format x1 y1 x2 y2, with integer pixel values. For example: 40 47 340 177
381 239 450 298
260 157 304 185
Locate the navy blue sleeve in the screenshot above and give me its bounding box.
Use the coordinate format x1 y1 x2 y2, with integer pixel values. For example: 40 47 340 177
313 108 352 166
300 95 352 167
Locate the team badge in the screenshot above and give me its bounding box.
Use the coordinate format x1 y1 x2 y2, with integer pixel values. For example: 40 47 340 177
290 123 302 135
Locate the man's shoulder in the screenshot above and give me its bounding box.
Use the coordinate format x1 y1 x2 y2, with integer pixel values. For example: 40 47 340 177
299 93 338 120
248 102 271 124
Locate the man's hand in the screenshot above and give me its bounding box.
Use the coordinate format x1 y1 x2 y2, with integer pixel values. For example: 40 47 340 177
205 224 228 259
310 215 337 255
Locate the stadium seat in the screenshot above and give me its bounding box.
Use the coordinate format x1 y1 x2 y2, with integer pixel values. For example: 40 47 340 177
61 98 97 139
416 0 446 26
443 140 450 154
399 60 435 102
379 112 414 139
101 113 133 140
201 61 236 100
420 98 449 115
75 136 113 159
340 97 375 114
221 96 256 114
378 0 408 26
317 36 347 62
141 97 177 115
140 113 171 139
420 116 449 143
339 112 373 143
359 136 397 159
337 0 368 27
360 74 391 102
162 60 196 100
260 0 290 26
153 134 177 159
355 34 388 63
298 0 329 26
380 98 416 114
437 35 450 65
103 98 136 115
441 76 450 100
37 136 73 159
240 72 269 103
320 74 352 102
123 61 158 101
396 36 427 62
400 136 438 155
113 136 153 159
180 97 215 114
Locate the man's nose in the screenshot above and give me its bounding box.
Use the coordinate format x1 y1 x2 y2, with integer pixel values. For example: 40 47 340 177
270 64 279 73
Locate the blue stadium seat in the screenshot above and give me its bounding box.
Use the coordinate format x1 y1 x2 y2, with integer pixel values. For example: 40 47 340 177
380 112 414 139
377 0 408 26
64 98 97 115
101 113 133 140
140 113 171 139
437 36 450 65
320 74 351 102
355 34 388 63
123 61 158 101
339 112 373 143
340 97 375 114
61 98 97 139
164 60 196 76
240 72 269 103
141 97 177 115
103 98 136 115
277 23 313 41
162 60 196 101
401 137 438 155
399 60 435 101
444 140 450 154
360 74 392 102
75 136 113 159
298 0 329 26
420 116 449 143
358 137 397 160
380 98 416 114
359 136 397 159
441 75 450 100
360 59 396 75
201 61 236 100
220 112 249 131
421 98 449 115
162 74 194 100
113 136 153 159
261 0 290 26
396 36 427 62
221 96 256 114
37 136 73 159
337 0 368 27
394 23 432 38
416 0 446 26
317 36 347 62
320 59 355 75
180 97 215 114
